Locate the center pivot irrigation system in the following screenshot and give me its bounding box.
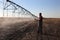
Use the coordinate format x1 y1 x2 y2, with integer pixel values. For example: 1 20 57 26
3 0 38 19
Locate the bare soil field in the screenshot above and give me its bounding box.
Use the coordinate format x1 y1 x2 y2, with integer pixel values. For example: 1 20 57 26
0 17 60 40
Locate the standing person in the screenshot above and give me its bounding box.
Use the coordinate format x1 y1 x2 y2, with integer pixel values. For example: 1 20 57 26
37 13 43 40
38 13 43 34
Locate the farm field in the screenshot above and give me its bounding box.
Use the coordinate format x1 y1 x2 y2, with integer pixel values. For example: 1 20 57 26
42 18 60 40
0 17 60 40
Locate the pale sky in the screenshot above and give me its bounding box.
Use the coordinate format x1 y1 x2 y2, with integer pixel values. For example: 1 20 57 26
0 0 60 18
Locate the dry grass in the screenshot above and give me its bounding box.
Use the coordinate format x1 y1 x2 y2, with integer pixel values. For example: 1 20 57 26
42 18 60 40
0 17 37 40
0 17 60 40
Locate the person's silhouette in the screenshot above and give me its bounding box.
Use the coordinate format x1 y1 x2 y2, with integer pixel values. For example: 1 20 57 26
38 13 43 34
37 13 43 40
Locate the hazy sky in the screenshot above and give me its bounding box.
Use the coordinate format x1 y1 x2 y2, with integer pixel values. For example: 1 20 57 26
0 0 60 18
